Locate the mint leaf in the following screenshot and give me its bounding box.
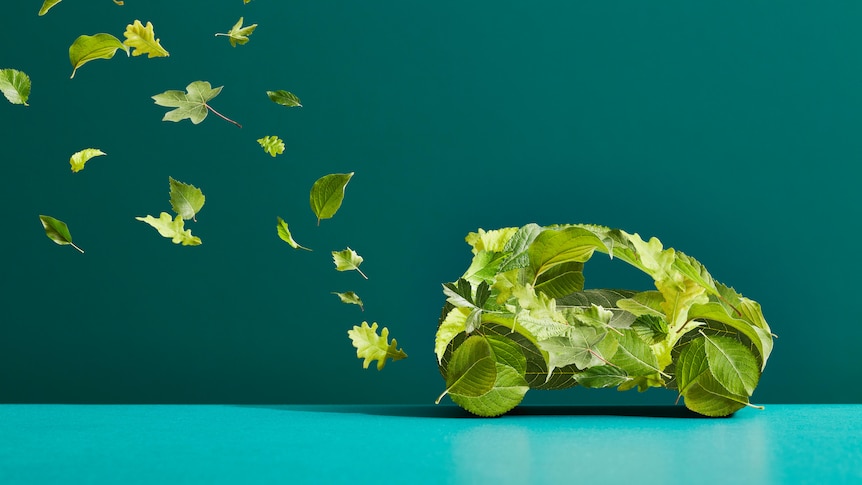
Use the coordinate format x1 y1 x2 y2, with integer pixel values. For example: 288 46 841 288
168 177 205 222
0 69 31 106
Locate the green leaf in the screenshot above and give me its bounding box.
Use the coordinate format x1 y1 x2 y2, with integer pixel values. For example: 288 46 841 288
168 177 205 222
701 332 760 396
38 0 62 15
267 90 302 108
135 212 201 246
257 136 285 157
537 326 608 375
39 215 83 253
69 33 129 79
276 217 310 251
610 329 664 378
347 322 406 370
123 20 169 58
215 17 257 47
332 291 363 311
681 371 749 417
0 69 31 106
575 365 631 389
332 247 367 279
438 335 496 400
152 81 241 127
435 307 469 362
449 363 529 417
310 172 353 225
527 226 605 280
675 337 709 395
69 148 105 173
533 261 585 299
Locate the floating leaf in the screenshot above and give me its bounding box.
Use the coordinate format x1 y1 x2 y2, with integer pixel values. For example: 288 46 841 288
136 212 201 246
348 322 406 370
39 215 83 253
69 148 106 173
123 20 169 58
276 216 310 251
332 247 367 279
168 177 205 221
0 69 31 106
267 90 302 108
38 0 62 15
152 81 241 127
257 136 284 157
310 172 353 225
333 291 364 311
215 17 257 47
69 33 129 79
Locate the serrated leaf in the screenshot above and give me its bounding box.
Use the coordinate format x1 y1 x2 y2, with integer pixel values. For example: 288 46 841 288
347 322 406 370
675 337 709 395
69 33 129 79
69 148 105 173
267 90 302 108
257 136 285 157
152 81 240 127
610 329 664 378
216 17 257 47
701 332 760 396
123 20 169 58
333 291 363 311
39 215 83 253
450 363 529 417
575 365 631 389
168 177 205 221
135 212 201 246
310 172 353 225
681 371 749 417
0 69 31 106
436 307 469 362
38 0 62 15
439 335 496 400
538 326 608 375
276 216 310 251
332 247 367 279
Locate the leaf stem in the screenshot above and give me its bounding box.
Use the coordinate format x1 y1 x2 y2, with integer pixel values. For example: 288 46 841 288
356 267 368 280
70 242 84 254
205 103 242 128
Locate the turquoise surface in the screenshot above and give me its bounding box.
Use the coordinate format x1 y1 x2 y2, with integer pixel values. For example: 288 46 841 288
0 405 859 484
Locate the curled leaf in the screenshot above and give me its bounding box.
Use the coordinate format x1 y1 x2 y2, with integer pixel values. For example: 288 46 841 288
38 0 62 15
0 69 31 106
70 148 106 173
267 90 302 108
123 20 169 58
39 215 84 253
276 216 310 251
136 212 201 246
257 136 285 157
348 322 406 370
69 33 129 79
333 291 364 311
310 172 353 225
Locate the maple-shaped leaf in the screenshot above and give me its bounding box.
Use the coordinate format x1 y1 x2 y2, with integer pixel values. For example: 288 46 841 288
69 33 129 79
333 291 364 311
70 148 106 173
39 215 84 253
276 216 310 251
152 81 241 127
333 247 367 279
136 212 201 246
258 136 285 157
0 69 31 106
169 177 205 221
348 322 407 370
215 17 257 47
123 20 170 58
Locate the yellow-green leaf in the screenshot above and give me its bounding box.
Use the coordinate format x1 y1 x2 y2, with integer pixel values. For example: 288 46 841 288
332 247 367 279
215 17 257 47
169 177 205 222
257 136 285 157
135 212 201 246
69 33 129 79
267 90 302 108
0 69 31 106
38 0 62 15
333 291 364 311
276 216 310 251
69 148 106 173
347 322 406 370
310 172 353 224
123 20 169 58
39 215 84 253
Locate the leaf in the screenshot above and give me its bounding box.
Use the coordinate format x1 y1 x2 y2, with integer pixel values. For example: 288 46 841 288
332 247 367 279
69 33 129 79
168 177 205 221
69 148 106 173
675 337 710 395
438 335 496 400
681 371 749 417
575 365 631 389
152 81 241 127
436 307 469 362
135 212 202 246
276 217 310 251
123 20 170 58
257 136 285 157
610 329 665 378
39 215 83 253
701 332 760 396
347 322 406 370
267 90 302 108
449 363 529 417
333 291 364 311
38 0 62 15
537 326 608 375
0 69 31 106
310 172 353 225
215 17 258 47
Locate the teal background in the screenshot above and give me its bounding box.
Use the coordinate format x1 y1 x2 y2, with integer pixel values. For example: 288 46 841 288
1 1 859 405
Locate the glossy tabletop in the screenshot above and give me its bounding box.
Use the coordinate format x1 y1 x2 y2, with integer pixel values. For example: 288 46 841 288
0 404 859 484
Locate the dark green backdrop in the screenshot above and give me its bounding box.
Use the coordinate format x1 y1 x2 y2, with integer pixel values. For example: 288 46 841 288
2 1 859 405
